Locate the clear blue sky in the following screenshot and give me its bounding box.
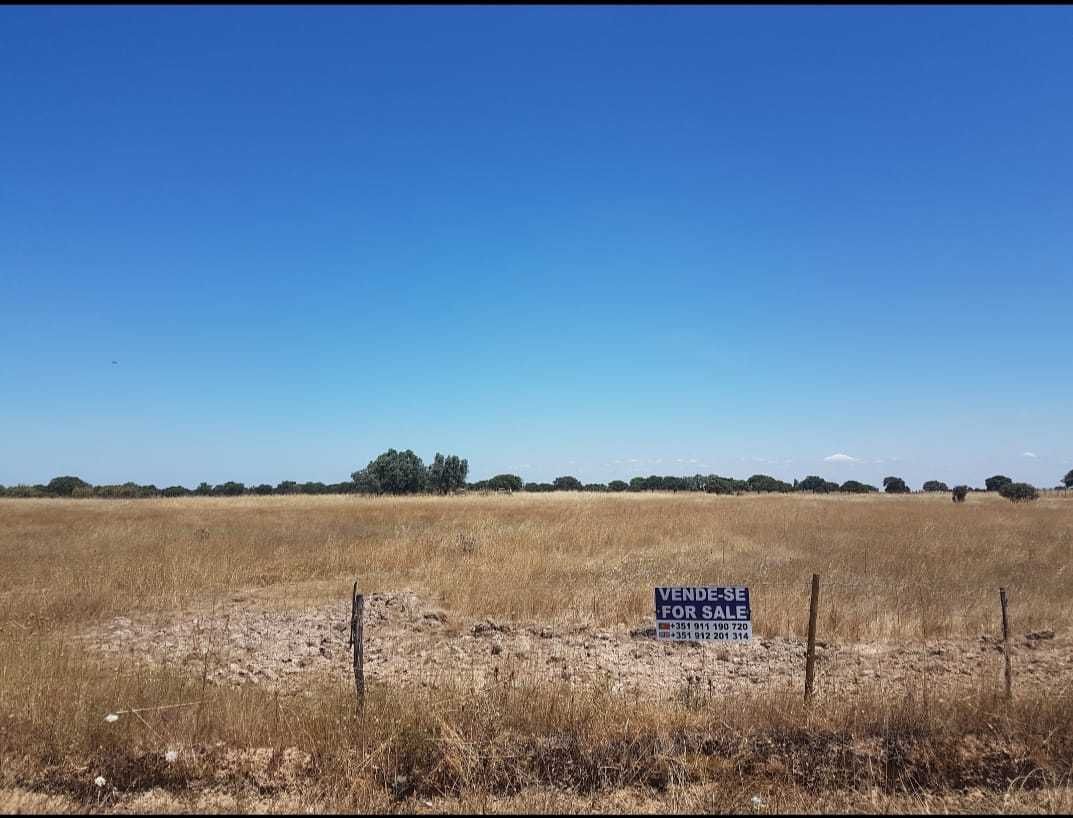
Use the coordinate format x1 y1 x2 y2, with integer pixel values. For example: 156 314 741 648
2 6 1071 490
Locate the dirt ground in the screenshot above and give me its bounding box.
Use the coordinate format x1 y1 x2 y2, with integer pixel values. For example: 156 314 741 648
83 588 1073 701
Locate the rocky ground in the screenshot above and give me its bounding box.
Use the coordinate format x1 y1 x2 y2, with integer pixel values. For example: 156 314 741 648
84 589 1073 700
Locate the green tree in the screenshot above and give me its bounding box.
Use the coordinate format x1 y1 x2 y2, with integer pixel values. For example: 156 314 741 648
985 475 1013 493
445 455 469 493
553 475 583 491
663 476 688 492
999 482 1038 502
46 476 91 497
212 481 245 496
428 453 469 494
952 485 969 503
608 480 628 492
1062 469 1073 489
162 485 191 497
350 468 381 495
704 475 739 494
840 480 877 493
922 480 950 492
194 482 213 496
357 449 427 495
882 476 910 494
746 474 793 493
488 474 523 492
798 475 830 493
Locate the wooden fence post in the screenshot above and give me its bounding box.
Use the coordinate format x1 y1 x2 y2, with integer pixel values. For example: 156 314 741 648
999 587 1012 700
805 573 820 703
350 582 365 710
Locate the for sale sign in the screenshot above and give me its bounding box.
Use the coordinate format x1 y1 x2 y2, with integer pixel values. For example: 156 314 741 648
654 586 752 642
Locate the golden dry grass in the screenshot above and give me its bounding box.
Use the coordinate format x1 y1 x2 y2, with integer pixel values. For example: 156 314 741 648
1 491 1072 813
2 491 1071 638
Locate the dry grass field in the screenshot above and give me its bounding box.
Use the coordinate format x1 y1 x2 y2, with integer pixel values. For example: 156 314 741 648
1 491 1072 813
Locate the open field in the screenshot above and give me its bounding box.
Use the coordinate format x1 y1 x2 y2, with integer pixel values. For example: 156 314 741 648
2 492 1072 812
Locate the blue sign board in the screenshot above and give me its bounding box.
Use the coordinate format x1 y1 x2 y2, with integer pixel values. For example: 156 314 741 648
654 586 752 642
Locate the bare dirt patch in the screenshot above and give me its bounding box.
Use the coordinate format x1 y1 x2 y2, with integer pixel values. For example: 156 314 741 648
82 590 1073 700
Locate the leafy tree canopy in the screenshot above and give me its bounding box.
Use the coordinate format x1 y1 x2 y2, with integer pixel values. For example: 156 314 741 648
552 475 583 491
356 449 427 495
46 476 90 497
999 482 1039 502
798 475 830 493
840 480 878 493
746 474 793 493
985 475 1013 492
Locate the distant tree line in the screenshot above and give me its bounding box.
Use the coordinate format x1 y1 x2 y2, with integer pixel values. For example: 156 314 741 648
3 458 1069 501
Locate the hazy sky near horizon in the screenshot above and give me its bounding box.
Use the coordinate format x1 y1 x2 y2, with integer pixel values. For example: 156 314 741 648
2 6 1071 490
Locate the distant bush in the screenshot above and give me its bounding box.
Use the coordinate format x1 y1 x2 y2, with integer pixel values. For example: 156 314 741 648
608 480 628 492
840 480 877 494
552 476 583 491
746 474 793 493
487 474 523 492
582 483 608 492
922 481 950 493
704 476 742 494
46 476 91 497
3 484 49 498
985 475 1013 493
952 485 969 503
797 475 830 493
524 482 554 492
999 482 1038 502
1063 469 1073 489
212 482 245 497
883 476 910 494
162 485 192 497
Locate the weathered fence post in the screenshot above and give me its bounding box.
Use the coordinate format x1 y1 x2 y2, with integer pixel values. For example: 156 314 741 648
350 582 365 711
804 573 820 703
999 587 1012 700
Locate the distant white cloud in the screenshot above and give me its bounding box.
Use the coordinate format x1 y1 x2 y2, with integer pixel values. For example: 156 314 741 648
824 453 861 463
1022 452 1039 459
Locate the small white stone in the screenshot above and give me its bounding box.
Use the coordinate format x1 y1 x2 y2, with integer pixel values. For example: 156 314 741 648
104 713 120 723
94 776 107 788
164 749 179 763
